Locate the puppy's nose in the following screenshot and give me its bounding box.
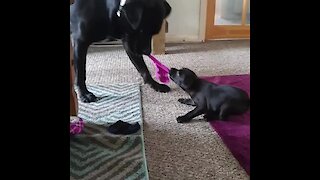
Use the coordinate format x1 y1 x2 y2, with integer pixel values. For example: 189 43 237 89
169 68 177 76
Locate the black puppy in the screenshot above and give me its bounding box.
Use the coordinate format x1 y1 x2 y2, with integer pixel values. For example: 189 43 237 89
169 68 250 123
70 0 171 102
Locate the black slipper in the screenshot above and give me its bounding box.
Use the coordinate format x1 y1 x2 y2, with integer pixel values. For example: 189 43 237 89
107 120 140 135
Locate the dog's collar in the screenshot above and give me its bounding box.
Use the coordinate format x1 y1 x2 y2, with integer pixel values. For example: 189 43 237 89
117 0 127 17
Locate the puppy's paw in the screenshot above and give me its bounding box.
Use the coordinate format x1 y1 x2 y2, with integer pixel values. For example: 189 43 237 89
178 98 187 104
176 116 189 123
176 116 184 123
203 117 213 122
203 115 209 122
151 83 171 93
204 114 219 121
178 98 195 106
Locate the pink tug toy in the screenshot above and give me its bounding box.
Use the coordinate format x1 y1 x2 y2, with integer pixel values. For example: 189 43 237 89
148 55 170 84
70 118 84 135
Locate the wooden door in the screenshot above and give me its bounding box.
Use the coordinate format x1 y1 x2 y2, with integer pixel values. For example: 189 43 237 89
205 0 250 40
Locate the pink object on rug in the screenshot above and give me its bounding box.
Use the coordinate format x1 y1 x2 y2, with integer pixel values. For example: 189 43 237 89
202 74 250 175
70 118 84 135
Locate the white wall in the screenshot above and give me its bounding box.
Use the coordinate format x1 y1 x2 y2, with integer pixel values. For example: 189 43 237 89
165 0 202 42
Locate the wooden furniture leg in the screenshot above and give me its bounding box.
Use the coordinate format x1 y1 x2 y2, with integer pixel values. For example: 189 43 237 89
152 20 166 55
70 40 78 116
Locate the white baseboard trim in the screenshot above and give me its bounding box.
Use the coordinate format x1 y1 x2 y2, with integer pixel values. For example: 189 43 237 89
165 34 202 43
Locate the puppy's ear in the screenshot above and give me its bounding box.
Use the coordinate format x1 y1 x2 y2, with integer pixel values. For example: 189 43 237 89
122 3 144 30
163 1 171 18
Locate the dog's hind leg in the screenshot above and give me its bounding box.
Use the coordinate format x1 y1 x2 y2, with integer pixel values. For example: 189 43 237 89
219 103 231 120
177 106 204 123
204 111 219 121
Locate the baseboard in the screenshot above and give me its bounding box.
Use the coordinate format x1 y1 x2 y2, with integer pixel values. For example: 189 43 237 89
206 38 250 41
165 34 202 43
91 38 122 45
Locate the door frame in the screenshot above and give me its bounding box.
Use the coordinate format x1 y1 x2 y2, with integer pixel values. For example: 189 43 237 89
204 0 250 40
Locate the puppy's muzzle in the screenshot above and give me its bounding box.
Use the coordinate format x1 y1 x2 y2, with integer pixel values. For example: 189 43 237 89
169 68 178 79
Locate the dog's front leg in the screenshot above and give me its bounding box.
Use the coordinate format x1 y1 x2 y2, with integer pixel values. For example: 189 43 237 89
178 98 196 106
123 41 170 93
73 39 97 103
177 106 204 123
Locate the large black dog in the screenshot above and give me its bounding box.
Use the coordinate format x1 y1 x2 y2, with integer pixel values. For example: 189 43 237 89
70 0 171 102
169 68 250 123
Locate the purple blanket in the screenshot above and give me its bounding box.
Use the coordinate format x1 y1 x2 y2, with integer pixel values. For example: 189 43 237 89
202 74 250 175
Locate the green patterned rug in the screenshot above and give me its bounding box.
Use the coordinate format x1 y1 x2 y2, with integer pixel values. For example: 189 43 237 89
70 84 148 180
78 84 141 125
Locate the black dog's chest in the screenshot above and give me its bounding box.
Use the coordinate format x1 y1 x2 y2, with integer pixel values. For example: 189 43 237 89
88 19 122 42
191 95 202 106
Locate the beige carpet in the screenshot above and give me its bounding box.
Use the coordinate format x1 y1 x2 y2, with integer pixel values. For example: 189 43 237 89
85 40 250 179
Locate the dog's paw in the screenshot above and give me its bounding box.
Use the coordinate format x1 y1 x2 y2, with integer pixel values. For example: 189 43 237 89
178 98 192 104
151 83 170 93
178 98 195 106
178 98 187 104
176 116 184 123
204 114 219 121
176 116 189 123
203 114 209 121
80 92 98 103
203 117 213 122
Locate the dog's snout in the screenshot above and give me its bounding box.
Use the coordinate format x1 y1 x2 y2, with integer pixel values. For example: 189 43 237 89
169 68 177 74
169 68 177 77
